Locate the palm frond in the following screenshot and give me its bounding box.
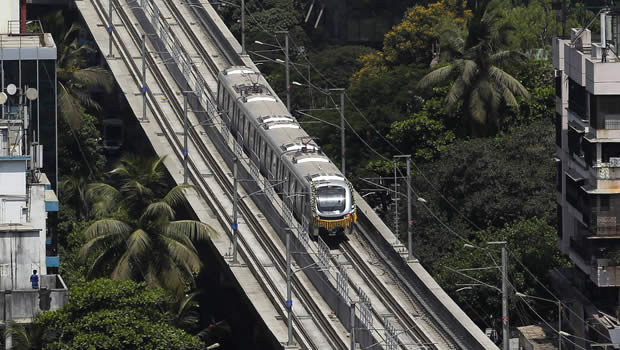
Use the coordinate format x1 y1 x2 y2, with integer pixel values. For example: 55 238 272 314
159 259 190 295
72 66 114 93
141 201 175 222
111 250 133 280
461 60 479 87
163 236 202 275
63 23 82 44
469 88 488 125
121 180 153 200
417 63 460 89
501 84 518 107
70 89 103 111
82 219 131 242
489 66 530 99
166 220 218 242
152 155 168 174
489 50 527 67
445 77 466 113
125 229 152 258
87 182 121 204
58 82 84 130
86 247 119 279
163 184 193 209
108 165 130 178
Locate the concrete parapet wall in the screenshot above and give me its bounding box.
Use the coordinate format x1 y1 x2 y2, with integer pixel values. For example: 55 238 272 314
0 275 68 323
567 43 586 86
586 58 620 94
354 191 499 350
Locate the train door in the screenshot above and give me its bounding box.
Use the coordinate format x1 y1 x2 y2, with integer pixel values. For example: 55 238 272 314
238 113 245 144
259 139 266 173
243 120 250 153
270 150 277 181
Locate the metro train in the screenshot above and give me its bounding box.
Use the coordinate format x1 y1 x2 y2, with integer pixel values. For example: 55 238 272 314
217 66 356 237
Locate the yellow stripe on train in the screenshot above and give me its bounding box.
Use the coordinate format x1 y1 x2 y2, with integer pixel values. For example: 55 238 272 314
314 212 357 229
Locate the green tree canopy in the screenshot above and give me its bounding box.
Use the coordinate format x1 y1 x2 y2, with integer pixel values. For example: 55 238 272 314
35 279 204 350
418 0 530 135
41 10 114 130
82 156 217 295
433 218 569 327
410 119 556 264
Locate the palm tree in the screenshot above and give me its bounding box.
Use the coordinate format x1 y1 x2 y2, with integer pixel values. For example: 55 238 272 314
59 175 92 219
4 321 51 350
418 0 530 135
80 156 217 295
167 291 202 331
41 10 114 130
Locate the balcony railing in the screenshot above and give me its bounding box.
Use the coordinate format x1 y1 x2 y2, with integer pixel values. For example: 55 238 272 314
605 119 620 129
7 20 44 35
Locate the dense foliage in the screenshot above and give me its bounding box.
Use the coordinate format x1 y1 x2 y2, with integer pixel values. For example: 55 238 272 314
81 156 217 295
34 280 204 350
40 0 582 344
228 0 572 329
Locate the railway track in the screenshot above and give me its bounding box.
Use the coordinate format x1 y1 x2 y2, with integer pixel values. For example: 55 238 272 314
85 0 350 347
156 1 462 348
153 1 449 348
80 0 495 348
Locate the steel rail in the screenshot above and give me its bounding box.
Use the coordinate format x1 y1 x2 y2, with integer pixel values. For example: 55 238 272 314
88 0 330 348
97 0 348 347
174 2 469 349
152 1 349 347
340 239 444 349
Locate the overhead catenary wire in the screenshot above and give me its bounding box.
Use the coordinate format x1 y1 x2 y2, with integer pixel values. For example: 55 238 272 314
237 7 611 344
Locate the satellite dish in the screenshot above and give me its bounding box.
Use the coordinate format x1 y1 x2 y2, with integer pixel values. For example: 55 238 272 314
0 92 6 105
6 84 17 96
25 88 38 101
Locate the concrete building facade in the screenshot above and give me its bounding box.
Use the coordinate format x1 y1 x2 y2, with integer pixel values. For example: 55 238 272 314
0 4 67 349
554 10 620 348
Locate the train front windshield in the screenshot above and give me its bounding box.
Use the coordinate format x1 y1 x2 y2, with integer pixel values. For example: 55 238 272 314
317 186 346 212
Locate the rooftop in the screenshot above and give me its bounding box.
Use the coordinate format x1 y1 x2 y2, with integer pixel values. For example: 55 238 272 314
0 20 56 60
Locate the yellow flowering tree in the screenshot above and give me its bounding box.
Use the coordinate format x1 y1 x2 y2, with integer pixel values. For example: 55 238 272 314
352 0 469 85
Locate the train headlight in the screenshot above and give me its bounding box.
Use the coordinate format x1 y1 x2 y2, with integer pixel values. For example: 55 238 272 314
345 213 351 218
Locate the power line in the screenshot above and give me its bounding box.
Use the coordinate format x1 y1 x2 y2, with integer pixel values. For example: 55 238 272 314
237 7 605 342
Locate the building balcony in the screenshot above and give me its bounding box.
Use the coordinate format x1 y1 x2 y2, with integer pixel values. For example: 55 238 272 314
586 45 620 95
592 259 620 287
0 274 68 324
590 160 620 180
570 237 620 287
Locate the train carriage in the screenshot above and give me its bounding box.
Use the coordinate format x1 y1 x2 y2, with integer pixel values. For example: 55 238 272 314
217 66 356 237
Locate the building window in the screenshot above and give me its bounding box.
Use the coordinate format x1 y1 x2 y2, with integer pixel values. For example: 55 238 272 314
583 139 595 167
557 204 563 239
601 143 620 163
600 195 610 211
565 174 585 213
592 95 620 129
555 70 562 98
568 123 585 159
556 159 562 192
555 112 562 147
568 79 587 118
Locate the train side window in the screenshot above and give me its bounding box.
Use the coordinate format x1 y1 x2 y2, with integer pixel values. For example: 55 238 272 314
233 108 238 132
271 152 277 178
261 140 266 167
248 125 254 155
288 176 295 196
267 151 273 177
